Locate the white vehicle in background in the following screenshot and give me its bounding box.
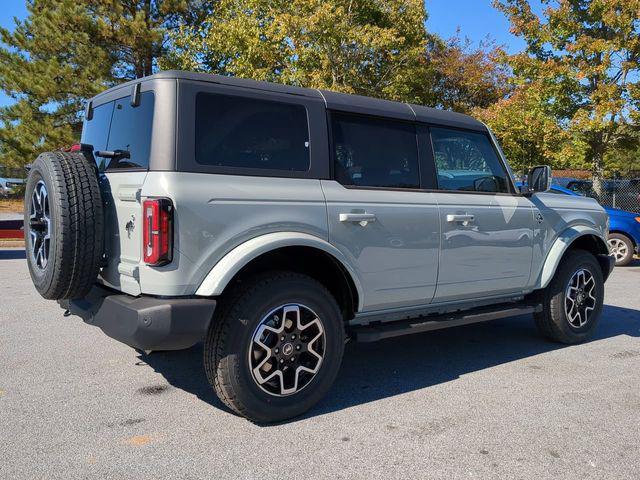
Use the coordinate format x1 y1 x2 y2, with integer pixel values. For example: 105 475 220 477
0 176 24 197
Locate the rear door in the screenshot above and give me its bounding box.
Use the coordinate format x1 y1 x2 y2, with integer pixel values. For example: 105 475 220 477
81 91 155 296
323 112 440 313
428 127 534 303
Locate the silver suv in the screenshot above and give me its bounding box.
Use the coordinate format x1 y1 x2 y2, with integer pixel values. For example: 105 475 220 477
23 71 614 422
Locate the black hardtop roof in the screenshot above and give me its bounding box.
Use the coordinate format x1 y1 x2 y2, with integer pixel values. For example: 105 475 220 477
92 70 486 131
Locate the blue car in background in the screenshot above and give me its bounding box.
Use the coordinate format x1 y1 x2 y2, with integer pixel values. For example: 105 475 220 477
516 182 640 266
546 184 640 266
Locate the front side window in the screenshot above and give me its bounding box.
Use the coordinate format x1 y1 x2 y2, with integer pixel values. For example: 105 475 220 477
195 92 310 172
331 113 419 189
431 127 510 193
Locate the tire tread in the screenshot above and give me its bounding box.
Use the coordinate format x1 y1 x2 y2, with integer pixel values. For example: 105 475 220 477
204 271 342 420
25 151 104 300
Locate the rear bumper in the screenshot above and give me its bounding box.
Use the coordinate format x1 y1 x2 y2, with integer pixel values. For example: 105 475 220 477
597 254 615 282
59 285 216 351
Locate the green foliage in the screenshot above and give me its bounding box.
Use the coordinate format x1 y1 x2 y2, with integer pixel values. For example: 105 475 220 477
163 0 432 103
427 34 512 114
0 0 209 168
605 126 640 175
475 82 588 173
493 0 640 181
4 0 636 182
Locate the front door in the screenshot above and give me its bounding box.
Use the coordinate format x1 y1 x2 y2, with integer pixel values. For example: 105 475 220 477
323 112 440 312
428 127 534 303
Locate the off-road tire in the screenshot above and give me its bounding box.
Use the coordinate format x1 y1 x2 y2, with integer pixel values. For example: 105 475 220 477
24 151 104 300
607 233 634 267
534 249 604 344
204 271 345 423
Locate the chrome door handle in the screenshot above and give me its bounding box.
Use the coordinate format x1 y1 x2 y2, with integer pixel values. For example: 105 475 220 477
339 213 377 224
446 214 475 224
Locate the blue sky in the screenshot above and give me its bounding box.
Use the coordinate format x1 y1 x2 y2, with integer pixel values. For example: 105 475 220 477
425 0 528 52
0 0 528 108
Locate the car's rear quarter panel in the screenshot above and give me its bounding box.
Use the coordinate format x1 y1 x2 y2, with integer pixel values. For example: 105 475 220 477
138 172 329 296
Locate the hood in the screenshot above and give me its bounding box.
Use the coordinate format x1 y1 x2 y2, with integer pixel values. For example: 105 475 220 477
605 206 639 218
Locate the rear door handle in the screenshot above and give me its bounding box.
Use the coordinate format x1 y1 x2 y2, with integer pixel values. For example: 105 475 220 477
339 213 377 224
446 214 475 225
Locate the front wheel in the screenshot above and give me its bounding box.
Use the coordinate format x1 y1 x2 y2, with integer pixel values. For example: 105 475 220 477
204 272 345 423
534 250 604 344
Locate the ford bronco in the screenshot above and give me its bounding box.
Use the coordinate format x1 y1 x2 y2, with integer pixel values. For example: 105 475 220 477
24 71 614 422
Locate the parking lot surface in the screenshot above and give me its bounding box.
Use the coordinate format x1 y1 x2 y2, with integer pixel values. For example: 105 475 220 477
1 248 639 480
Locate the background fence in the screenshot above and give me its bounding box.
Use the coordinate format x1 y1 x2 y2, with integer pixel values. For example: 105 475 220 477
554 175 640 213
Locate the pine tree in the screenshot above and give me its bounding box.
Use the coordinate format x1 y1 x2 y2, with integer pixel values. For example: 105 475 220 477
0 0 210 168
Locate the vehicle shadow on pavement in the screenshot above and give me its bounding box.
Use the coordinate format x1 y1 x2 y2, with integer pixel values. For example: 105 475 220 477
0 249 26 260
627 258 640 267
141 304 640 424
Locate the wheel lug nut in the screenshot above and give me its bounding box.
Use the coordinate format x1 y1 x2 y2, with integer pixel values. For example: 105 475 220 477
291 334 296 340
280 359 284 364
281 336 285 341
296 345 301 350
290 357 295 362
275 348 279 354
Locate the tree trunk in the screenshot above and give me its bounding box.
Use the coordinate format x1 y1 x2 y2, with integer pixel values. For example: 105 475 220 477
591 143 605 198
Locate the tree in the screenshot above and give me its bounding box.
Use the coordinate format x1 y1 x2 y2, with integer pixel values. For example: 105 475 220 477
494 0 640 187
605 127 640 175
427 34 511 114
475 82 587 173
0 0 210 168
164 0 433 103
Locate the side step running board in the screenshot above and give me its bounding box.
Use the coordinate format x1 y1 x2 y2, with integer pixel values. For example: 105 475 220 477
352 303 541 343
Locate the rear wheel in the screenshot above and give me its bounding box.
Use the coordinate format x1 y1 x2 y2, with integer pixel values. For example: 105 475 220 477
204 272 345 423
534 250 604 344
607 233 634 266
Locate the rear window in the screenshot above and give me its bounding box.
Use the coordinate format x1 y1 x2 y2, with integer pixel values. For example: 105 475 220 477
81 91 155 171
194 92 310 172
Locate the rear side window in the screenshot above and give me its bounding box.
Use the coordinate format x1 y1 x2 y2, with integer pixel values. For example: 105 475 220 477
430 128 510 193
81 101 114 156
105 92 155 170
195 92 310 171
81 91 155 171
330 113 420 189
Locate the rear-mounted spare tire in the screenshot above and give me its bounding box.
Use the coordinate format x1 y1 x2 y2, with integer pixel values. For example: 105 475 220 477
24 151 104 300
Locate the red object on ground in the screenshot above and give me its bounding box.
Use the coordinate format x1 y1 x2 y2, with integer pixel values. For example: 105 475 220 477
0 220 24 239
0 229 23 239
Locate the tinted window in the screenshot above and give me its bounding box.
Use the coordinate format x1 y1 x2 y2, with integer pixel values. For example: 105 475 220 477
81 101 114 156
195 92 310 171
431 128 510 193
331 113 419 189
105 91 155 170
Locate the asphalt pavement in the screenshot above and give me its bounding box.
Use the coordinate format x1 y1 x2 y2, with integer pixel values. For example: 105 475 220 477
1 249 639 479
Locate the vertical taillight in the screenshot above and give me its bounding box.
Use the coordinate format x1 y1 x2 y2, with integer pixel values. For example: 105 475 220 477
143 198 173 266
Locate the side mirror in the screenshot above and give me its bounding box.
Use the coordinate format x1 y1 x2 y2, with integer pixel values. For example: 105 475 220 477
526 165 552 194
